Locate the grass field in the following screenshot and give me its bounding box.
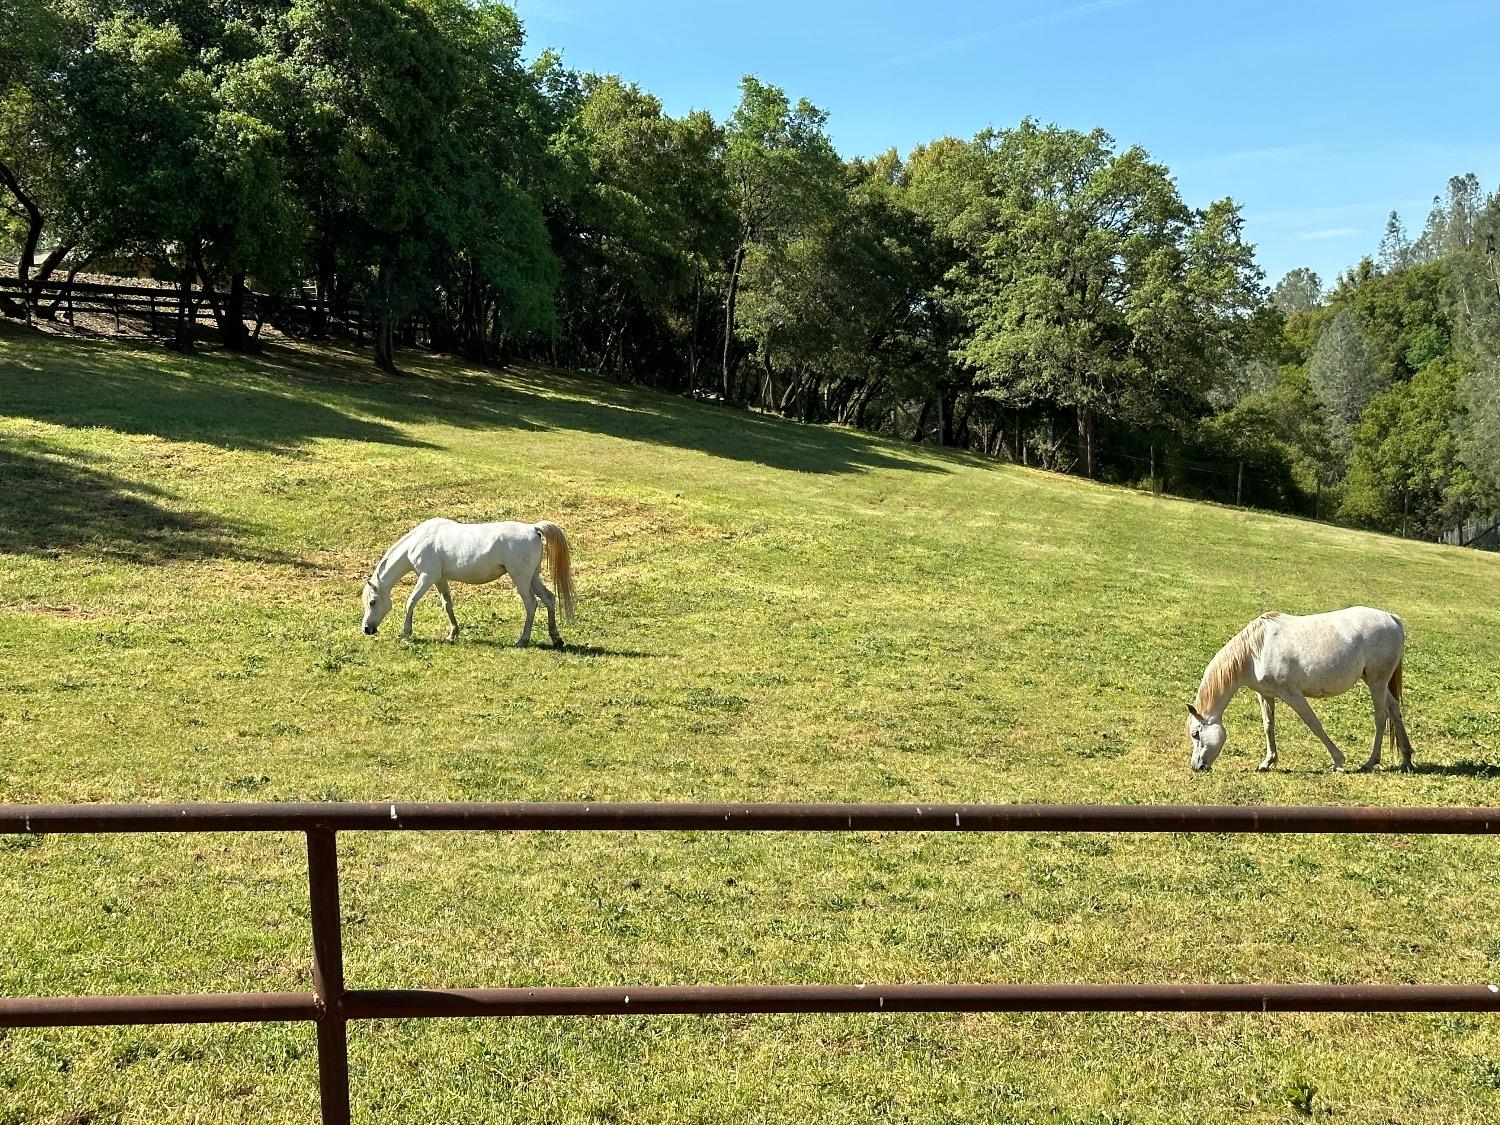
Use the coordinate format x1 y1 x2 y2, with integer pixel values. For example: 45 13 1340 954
3 325 1500 1124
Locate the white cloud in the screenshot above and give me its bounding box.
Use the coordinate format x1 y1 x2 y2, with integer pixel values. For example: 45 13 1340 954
1299 227 1361 241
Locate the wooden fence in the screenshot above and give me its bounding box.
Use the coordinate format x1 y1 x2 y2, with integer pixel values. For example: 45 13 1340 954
0 275 416 343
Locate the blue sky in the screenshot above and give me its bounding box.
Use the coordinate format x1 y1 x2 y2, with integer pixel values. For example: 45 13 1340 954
513 0 1500 288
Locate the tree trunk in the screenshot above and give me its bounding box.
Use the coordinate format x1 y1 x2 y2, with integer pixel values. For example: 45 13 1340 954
1076 403 1096 477
720 244 748 402
373 264 398 374
778 373 805 417
174 250 197 352
851 378 880 428
686 271 703 393
0 160 44 324
217 272 250 351
912 398 933 443
952 392 974 448
28 243 74 320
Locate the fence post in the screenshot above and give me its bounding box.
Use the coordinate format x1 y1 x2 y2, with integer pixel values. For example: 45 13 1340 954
307 830 351 1125
1236 462 1244 507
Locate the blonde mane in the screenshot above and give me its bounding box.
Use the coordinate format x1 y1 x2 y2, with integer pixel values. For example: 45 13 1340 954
1194 613 1281 717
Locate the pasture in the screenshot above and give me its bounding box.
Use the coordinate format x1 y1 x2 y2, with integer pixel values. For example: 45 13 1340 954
3 325 1500 1123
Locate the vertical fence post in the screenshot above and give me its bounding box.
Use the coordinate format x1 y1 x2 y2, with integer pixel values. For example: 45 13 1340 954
1236 461 1244 507
307 830 351 1125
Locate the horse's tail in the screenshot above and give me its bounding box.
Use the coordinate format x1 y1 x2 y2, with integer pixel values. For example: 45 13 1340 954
1390 659 1403 702
535 520 576 622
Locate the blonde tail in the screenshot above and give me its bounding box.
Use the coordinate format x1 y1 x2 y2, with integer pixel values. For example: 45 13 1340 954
535 521 576 622
1390 659 1402 702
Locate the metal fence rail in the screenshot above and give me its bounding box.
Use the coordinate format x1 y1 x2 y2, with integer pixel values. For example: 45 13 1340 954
4 801 1499 1122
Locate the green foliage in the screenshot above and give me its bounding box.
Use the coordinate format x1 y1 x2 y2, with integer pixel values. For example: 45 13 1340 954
1340 359 1477 534
1307 304 1383 437
1447 195 1500 502
910 120 1263 474
1272 267 1322 315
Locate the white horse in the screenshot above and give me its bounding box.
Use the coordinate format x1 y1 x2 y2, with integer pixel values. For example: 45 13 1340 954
1187 607 1412 773
361 518 576 647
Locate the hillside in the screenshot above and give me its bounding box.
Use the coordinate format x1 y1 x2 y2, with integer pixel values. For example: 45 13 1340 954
3 327 1500 1123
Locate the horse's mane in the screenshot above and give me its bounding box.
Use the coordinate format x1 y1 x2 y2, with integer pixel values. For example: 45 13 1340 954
1195 613 1280 714
369 536 408 589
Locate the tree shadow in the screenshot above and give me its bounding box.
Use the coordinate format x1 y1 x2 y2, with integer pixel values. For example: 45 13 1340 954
0 331 434 453
470 366 949 476
0 438 297 565
1408 759 1500 778
2 326 948 475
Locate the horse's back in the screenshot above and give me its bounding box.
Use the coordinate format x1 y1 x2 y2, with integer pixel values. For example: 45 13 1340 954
1267 606 1401 640
1258 606 1403 695
419 519 542 584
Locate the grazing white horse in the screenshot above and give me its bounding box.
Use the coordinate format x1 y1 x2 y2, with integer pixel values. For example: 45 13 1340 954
361 518 575 647
1187 607 1412 773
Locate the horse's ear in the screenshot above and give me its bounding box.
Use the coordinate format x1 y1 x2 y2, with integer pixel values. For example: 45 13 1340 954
1186 703 1204 722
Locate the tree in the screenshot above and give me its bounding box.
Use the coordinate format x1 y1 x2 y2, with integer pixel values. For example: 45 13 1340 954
546 75 730 379
736 151 952 430
1340 359 1476 537
919 121 1263 476
1308 305 1383 438
718 76 841 402
1416 172 1484 260
1447 190 1500 502
0 0 116 322
1378 211 1412 272
1272 267 1322 315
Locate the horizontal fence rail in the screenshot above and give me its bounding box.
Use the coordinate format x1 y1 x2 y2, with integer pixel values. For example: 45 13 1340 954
4 801 1499 1123
7 800 1500 834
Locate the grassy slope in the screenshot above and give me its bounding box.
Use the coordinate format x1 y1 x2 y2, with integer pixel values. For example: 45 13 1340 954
2 325 1499 1124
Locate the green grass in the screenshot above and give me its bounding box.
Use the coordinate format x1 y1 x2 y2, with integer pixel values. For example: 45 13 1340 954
3 324 1500 1124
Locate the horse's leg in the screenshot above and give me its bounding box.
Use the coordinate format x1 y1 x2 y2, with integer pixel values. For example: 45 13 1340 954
531 574 562 647
1388 692 1414 772
1357 679 1388 773
1257 695 1278 771
436 580 459 644
401 572 436 640
1280 691 1346 770
512 578 538 648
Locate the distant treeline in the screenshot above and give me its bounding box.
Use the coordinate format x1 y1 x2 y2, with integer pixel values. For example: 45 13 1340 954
3 1 1498 540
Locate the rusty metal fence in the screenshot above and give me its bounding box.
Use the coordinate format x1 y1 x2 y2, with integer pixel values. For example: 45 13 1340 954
4 801 1500 1122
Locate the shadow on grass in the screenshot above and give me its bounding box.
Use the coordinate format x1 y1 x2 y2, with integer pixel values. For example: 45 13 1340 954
1409 759 1500 779
0 329 433 453
481 365 946 476
449 637 658 658
1 325 946 475
551 643 662 659
0 438 296 565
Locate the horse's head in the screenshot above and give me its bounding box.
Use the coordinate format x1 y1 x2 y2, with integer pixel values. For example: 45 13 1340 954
361 578 392 635
1186 703 1226 771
